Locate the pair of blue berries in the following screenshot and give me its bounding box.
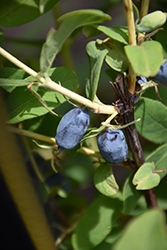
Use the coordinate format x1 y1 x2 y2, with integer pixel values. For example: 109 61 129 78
55 108 128 164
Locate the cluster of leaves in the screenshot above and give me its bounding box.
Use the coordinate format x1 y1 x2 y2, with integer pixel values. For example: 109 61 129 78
1 1 167 250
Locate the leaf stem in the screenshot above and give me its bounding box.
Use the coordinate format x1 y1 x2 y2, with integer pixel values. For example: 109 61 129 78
0 47 117 115
123 0 136 94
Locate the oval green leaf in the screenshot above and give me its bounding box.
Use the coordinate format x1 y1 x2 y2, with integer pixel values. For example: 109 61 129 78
132 162 160 190
134 97 167 144
146 143 167 179
72 194 122 250
94 164 119 197
125 41 163 77
0 0 58 27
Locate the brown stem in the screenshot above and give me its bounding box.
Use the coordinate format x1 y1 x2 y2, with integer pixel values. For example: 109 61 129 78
123 110 158 208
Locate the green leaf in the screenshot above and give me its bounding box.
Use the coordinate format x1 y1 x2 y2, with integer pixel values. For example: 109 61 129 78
125 41 163 77
143 82 167 107
94 163 119 197
0 79 33 91
132 162 160 190
39 0 51 14
155 178 167 210
40 9 111 74
72 193 122 250
0 29 4 46
0 68 29 92
0 0 58 27
134 97 167 144
93 225 122 250
83 25 129 44
7 67 79 124
146 143 167 179
96 25 129 44
82 25 103 39
123 173 142 214
85 41 108 100
98 38 129 72
113 209 167 250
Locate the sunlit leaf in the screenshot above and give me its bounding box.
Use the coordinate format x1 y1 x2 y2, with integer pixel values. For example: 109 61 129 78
125 41 163 77
146 143 167 179
132 162 160 190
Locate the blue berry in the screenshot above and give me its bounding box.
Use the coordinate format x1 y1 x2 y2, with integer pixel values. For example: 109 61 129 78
137 76 147 84
56 108 90 150
152 61 167 81
97 129 128 164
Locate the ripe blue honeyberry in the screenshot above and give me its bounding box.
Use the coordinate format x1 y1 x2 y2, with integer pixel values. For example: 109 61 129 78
152 61 167 81
56 108 90 150
97 129 128 164
138 76 147 85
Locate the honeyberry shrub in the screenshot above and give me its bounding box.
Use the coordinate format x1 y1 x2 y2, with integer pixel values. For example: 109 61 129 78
1 0 167 249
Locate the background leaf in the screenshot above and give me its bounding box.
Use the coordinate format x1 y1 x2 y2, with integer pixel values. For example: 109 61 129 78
85 41 108 100
134 97 167 144
0 0 59 27
40 9 111 74
72 193 122 250
7 67 79 123
0 68 29 92
113 209 167 250
125 41 163 77
0 28 4 46
123 173 142 214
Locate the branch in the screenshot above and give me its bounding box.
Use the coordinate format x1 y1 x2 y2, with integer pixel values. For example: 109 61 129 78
140 0 150 21
0 47 116 115
123 0 136 94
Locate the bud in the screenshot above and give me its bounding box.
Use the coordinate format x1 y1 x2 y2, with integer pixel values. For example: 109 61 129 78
136 11 167 33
